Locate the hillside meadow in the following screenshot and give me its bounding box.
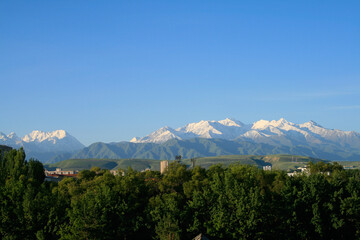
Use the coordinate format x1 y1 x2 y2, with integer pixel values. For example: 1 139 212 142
47 154 355 172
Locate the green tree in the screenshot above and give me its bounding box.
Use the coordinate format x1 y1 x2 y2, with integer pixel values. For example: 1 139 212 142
28 159 45 186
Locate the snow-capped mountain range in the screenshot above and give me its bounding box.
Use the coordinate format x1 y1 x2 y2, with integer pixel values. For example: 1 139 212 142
131 118 360 150
2 119 360 162
0 130 84 158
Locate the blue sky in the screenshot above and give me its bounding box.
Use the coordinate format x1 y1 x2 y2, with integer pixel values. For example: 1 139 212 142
1 1 359 145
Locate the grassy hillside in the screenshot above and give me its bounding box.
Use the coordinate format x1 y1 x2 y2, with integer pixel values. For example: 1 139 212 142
182 155 262 169
262 154 327 170
183 154 326 171
48 158 165 171
48 154 334 172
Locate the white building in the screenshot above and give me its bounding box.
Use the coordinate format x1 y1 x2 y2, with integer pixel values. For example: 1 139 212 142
45 168 78 176
263 165 272 171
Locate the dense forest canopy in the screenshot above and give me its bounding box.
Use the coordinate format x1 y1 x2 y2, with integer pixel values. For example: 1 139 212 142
1 148 360 239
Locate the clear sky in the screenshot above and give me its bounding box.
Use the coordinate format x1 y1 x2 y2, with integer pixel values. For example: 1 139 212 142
1 0 359 146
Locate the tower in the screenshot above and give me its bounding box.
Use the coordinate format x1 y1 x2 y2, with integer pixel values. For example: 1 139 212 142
160 160 169 174
191 158 196 169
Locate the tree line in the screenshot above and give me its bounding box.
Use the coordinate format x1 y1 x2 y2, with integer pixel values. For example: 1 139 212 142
1 148 360 239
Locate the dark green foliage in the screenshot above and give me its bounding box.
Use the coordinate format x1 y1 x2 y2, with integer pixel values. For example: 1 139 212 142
77 169 96 180
0 145 12 152
0 148 53 239
2 149 360 239
308 161 344 174
28 159 46 185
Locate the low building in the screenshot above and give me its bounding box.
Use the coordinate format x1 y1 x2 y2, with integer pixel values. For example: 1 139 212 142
44 168 79 182
45 168 78 176
263 165 272 171
297 166 309 173
109 169 125 176
287 172 298 177
287 166 313 177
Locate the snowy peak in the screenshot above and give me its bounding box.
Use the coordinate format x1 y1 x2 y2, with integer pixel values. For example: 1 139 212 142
252 118 294 130
252 119 271 129
0 130 84 153
271 118 292 127
0 133 6 142
8 132 20 139
0 132 21 140
130 137 141 142
0 132 22 145
132 118 248 143
218 118 244 127
179 120 222 137
131 126 182 143
300 120 323 129
22 130 68 143
308 120 321 126
130 118 360 150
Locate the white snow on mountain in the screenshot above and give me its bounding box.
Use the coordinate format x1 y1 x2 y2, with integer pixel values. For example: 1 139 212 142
22 130 68 143
0 130 85 153
0 132 22 146
130 118 360 149
130 118 247 143
135 126 185 143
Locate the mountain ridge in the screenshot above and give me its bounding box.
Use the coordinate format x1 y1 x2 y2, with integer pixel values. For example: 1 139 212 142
130 118 360 151
0 130 85 162
73 137 360 161
2 118 360 162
